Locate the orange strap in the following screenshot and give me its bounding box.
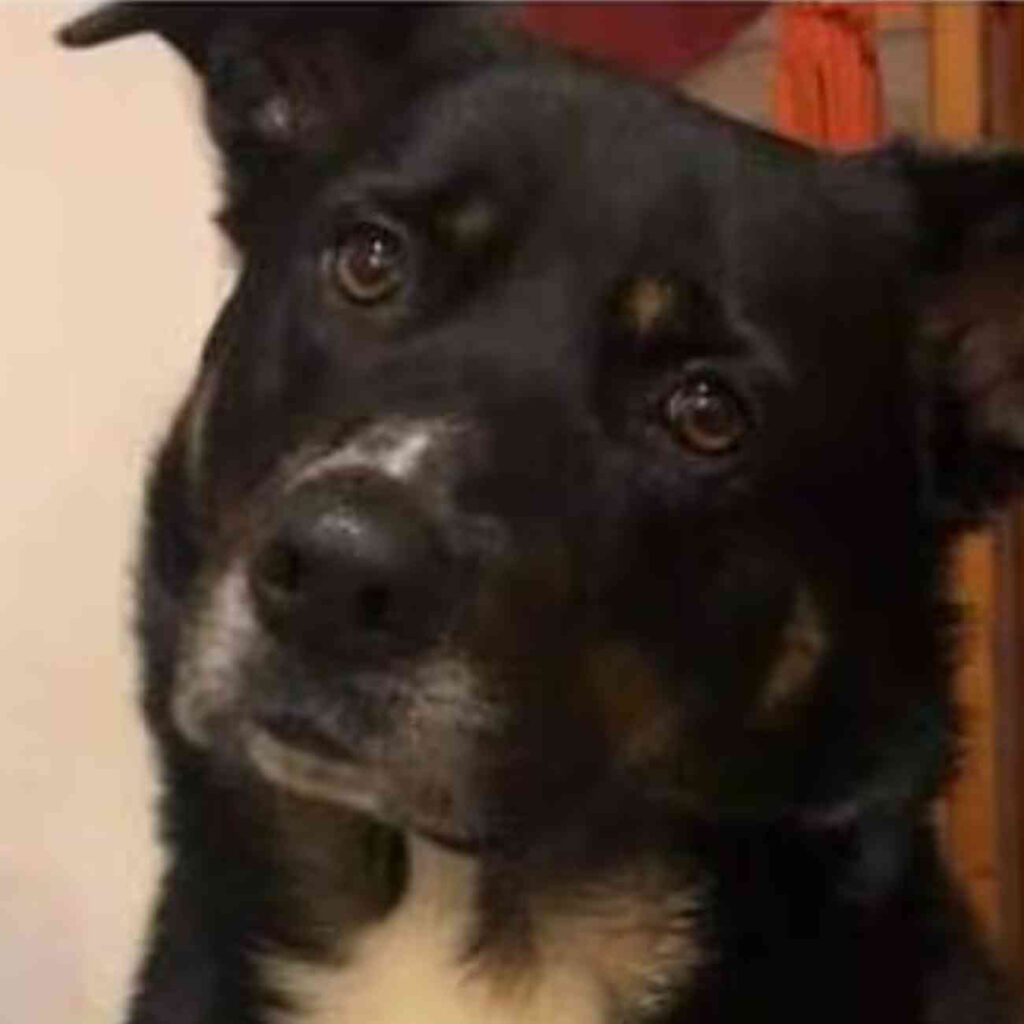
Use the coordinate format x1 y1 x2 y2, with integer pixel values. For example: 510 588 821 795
774 3 884 148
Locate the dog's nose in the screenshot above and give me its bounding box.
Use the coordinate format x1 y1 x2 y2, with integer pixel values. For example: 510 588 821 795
249 477 451 654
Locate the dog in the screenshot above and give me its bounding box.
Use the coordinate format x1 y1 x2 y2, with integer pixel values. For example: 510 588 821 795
59 4 1023 1023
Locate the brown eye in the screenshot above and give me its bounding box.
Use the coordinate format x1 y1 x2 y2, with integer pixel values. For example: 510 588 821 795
665 374 748 455
326 221 407 305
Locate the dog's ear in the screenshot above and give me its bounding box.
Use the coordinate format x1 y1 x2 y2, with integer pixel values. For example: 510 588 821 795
58 3 501 239
884 143 1024 519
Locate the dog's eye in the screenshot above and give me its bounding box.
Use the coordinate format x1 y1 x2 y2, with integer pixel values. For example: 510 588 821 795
326 221 407 305
665 374 748 455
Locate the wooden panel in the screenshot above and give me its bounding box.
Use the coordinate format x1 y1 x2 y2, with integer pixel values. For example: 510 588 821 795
995 512 1024 977
949 532 1001 940
928 2 1002 945
987 5 1024 139
987 4 1024 981
928 4 985 140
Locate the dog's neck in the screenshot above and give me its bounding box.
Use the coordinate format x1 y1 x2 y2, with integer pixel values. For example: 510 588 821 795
264 833 701 1024
258 784 926 1024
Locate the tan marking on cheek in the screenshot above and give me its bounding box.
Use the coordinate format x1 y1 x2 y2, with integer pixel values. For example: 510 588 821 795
469 542 574 657
584 643 674 762
623 277 676 335
757 586 829 720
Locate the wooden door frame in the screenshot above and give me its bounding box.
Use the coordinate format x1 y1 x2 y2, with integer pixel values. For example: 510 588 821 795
928 2 1024 980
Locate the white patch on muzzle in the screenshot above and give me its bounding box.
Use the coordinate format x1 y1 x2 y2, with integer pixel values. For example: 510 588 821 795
172 566 256 747
293 418 469 491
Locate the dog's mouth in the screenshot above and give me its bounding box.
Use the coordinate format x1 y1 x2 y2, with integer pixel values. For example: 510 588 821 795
244 722 385 817
250 709 358 762
241 710 488 853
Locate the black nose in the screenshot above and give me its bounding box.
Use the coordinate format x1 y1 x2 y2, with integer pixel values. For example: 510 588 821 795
250 476 453 655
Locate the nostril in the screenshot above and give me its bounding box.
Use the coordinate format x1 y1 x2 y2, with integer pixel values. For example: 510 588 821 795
252 539 307 607
355 583 393 632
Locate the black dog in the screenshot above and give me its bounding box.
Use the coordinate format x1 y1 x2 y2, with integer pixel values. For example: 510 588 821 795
60 5 1022 1023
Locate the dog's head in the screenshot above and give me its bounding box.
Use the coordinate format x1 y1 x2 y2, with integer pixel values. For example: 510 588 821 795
62 4 1024 853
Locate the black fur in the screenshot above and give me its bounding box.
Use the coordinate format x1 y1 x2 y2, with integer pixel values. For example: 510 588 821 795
60 5 1024 1022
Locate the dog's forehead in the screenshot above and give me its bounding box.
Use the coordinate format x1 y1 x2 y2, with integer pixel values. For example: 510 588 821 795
345 64 904 314
388 66 755 225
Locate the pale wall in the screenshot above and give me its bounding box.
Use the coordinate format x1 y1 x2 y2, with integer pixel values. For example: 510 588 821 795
1 5 228 1022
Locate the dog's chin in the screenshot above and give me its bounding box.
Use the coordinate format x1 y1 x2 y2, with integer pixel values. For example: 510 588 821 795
242 724 484 854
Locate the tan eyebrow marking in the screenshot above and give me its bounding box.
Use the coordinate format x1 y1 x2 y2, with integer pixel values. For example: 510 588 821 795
442 197 498 249
622 277 677 336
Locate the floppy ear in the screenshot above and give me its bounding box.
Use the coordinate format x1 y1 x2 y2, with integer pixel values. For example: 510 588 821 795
58 2 502 242
888 143 1024 519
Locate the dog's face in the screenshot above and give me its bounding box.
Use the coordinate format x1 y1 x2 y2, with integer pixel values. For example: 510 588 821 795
64 5 1024 853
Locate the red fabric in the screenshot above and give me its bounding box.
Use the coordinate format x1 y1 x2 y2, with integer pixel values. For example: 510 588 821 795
773 4 884 148
517 3 765 84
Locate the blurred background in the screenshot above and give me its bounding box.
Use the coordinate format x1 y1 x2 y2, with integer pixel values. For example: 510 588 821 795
5 3 1020 1022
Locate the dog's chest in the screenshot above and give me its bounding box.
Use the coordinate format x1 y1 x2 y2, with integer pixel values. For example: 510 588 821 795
265 839 698 1024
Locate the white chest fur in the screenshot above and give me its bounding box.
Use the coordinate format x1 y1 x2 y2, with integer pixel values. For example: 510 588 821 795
265 838 699 1024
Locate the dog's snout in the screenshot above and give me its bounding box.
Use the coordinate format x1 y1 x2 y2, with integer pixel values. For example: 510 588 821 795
250 477 452 654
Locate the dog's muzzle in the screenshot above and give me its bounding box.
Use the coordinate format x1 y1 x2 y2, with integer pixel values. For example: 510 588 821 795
173 417 509 844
